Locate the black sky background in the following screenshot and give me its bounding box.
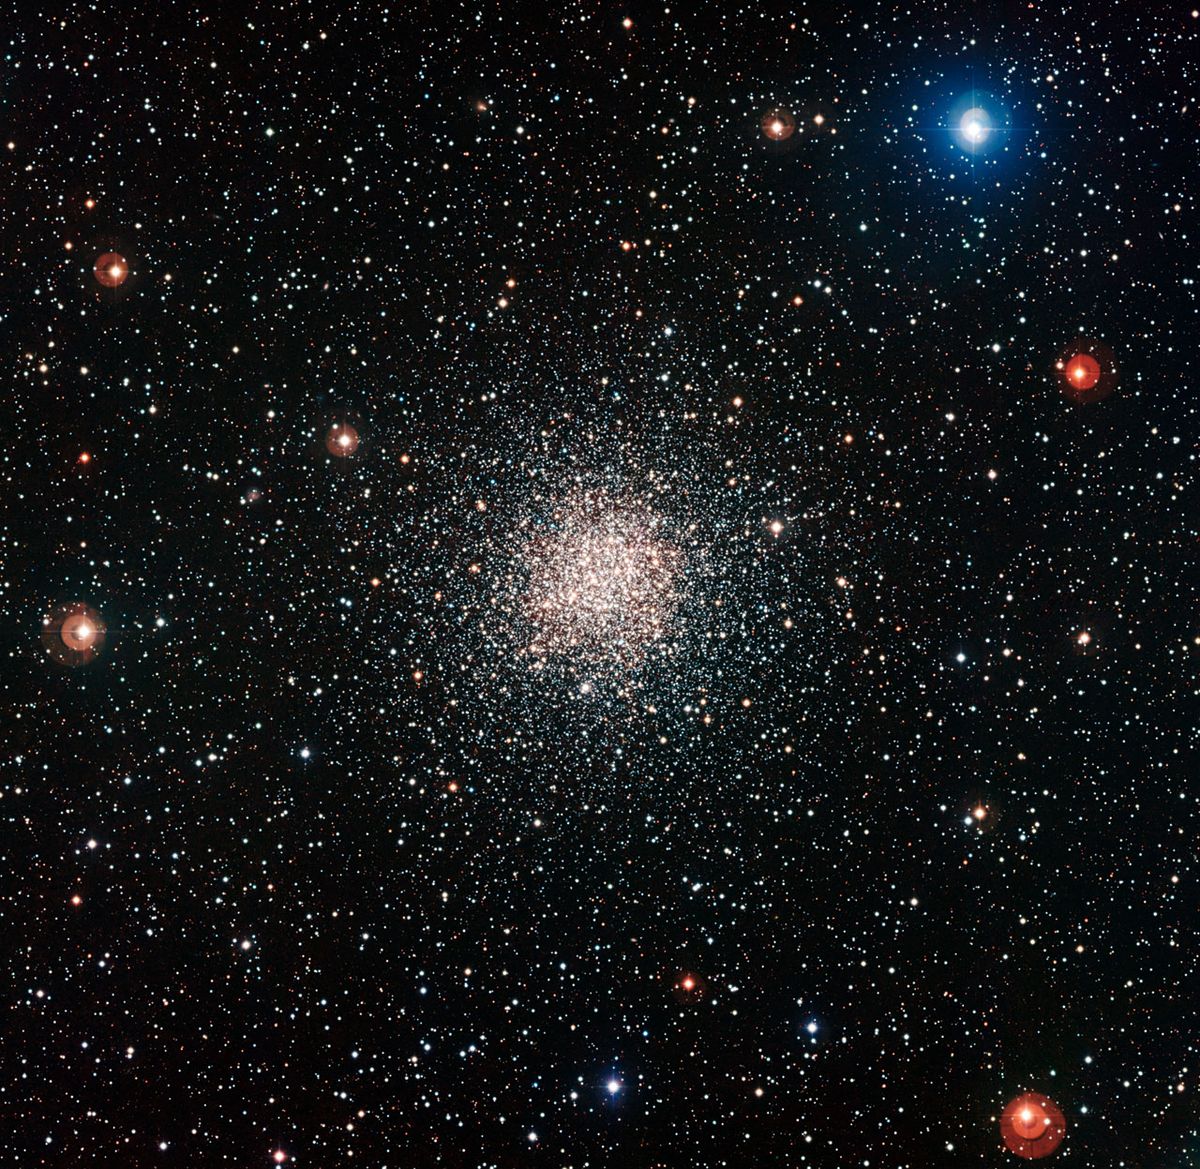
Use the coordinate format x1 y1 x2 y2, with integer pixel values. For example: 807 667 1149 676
2 3 1198 1166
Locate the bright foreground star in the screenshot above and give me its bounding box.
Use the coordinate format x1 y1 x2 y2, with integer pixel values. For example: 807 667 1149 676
1000 1092 1066 1158
959 106 991 147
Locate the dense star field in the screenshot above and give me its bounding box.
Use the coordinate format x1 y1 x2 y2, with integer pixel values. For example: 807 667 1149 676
2 3 1198 1166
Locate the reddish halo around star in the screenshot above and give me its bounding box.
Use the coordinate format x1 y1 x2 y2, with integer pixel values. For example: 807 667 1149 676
761 108 796 140
1057 338 1117 404
671 970 706 1003
1065 353 1101 392
94 252 129 288
1000 1092 1066 1158
61 612 100 651
43 601 107 666
326 422 360 457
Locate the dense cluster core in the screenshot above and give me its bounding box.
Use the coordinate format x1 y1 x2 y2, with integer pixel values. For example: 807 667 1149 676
520 489 685 670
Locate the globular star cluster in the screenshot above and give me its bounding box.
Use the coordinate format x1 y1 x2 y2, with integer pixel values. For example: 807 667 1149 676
519 486 685 671
3 3 1199 1168
351 407 850 801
